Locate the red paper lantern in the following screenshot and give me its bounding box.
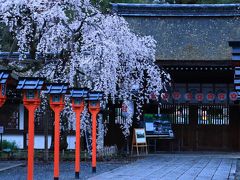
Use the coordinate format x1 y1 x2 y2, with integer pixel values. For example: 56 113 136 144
206 93 215 101
161 92 169 101
218 93 226 101
229 92 238 101
195 93 204 101
172 92 181 100
184 92 192 101
121 103 128 112
150 92 157 100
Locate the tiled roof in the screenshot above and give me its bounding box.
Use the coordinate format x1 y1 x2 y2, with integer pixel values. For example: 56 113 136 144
88 92 103 101
45 83 68 94
0 70 11 84
69 88 88 98
111 3 240 17
16 77 45 90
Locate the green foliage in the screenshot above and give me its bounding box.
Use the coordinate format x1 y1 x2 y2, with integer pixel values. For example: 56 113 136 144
0 23 17 52
2 140 19 150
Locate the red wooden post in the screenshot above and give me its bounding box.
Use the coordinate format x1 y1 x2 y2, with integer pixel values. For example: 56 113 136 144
89 102 100 173
0 85 6 108
49 96 64 180
16 77 45 180
69 88 88 179
23 91 41 180
75 111 81 177
72 104 84 179
45 83 68 180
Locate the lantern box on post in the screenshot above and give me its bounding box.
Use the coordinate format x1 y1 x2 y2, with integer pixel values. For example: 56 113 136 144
45 83 68 108
88 91 103 173
69 88 88 108
69 88 88 179
45 83 68 180
16 77 45 180
0 70 12 107
17 77 45 104
88 91 103 109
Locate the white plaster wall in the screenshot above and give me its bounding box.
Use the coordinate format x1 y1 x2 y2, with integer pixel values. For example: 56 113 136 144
67 135 75 150
3 134 76 149
33 135 52 149
19 104 24 130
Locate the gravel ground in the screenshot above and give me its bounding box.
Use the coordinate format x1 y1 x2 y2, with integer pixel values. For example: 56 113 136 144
0 160 130 180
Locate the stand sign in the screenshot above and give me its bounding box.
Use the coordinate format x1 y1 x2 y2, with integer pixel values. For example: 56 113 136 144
131 128 148 155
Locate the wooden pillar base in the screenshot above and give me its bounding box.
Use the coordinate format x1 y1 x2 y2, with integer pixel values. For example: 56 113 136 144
75 172 79 179
92 167 96 173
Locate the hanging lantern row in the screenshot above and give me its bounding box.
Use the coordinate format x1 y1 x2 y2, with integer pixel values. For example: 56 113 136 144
159 92 238 101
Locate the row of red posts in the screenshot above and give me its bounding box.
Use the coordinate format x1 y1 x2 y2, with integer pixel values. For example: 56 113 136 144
0 72 103 180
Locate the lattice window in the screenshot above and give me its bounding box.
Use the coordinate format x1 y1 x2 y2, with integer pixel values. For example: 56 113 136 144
115 107 126 124
6 111 19 130
198 105 229 125
159 104 189 125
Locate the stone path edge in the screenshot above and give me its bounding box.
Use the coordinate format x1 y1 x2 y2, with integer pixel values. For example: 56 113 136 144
0 163 25 172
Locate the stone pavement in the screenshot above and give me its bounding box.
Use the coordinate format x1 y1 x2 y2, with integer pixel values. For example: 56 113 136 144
0 161 25 172
0 161 126 180
89 153 238 180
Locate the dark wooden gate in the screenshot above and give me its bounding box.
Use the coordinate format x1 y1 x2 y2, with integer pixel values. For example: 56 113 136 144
159 103 240 151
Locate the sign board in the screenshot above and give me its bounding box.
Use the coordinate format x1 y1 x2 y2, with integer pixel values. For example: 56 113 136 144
134 128 146 144
144 114 174 137
132 128 148 155
0 126 3 134
145 122 154 132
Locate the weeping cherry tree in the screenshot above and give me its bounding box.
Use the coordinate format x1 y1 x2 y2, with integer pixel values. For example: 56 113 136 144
0 0 170 139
